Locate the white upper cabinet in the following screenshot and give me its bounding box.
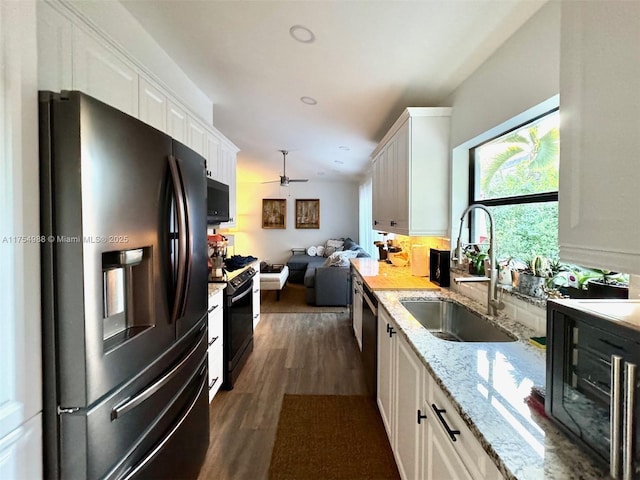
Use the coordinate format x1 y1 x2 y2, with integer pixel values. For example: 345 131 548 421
72 27 139 117
36 0 240 230
205 131 222 179
559 1 640 274
187 115 207 158
371 108 451 236
37 1 72 91
167 100 188 144
138 76 167 132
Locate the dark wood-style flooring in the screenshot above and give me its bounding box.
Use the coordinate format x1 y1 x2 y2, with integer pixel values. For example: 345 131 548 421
197 311 368 480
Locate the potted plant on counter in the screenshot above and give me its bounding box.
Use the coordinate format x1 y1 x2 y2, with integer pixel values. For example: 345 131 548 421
464 245 489 276
516 256 551 298
586 270 629 299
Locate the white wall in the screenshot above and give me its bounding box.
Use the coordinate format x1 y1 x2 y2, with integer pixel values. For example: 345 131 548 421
225 180 359 264
443 1 560 331
447 1 560 250
447 1 560 149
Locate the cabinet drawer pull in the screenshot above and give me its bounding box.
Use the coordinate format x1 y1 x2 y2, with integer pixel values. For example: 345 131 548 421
209 377 219 390
390 220 397 226
431 403 461 441
208 336 219 347
417 409 427 424
208 304 219 314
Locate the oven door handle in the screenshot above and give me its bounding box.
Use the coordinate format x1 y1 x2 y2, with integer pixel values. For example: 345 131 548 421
230 283 253 305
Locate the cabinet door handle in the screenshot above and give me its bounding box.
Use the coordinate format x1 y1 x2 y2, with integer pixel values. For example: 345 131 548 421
417 409 427 424
390 220 397 226
388 326 396 338
431 403 461 441
208 304 220 314
374 220 380 225
208 336 219 347
209 377 219 390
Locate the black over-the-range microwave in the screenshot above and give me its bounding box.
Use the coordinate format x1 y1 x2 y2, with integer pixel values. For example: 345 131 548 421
546 299 640 479
206 177 230 224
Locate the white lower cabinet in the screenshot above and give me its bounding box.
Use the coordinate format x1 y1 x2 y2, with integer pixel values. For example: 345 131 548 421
207 289 224 402
352 272 363 350
377 307 502 480
0 415 43 480
395 332 424 480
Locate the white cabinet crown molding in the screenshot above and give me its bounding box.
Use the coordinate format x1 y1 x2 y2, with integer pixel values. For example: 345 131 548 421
42 0 215 130
371 107 452 160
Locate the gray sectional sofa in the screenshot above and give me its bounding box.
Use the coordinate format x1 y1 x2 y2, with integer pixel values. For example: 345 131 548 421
286 238 370 306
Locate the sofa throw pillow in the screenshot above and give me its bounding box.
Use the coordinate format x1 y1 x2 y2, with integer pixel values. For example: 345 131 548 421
324 238 345 257
323 250 358 267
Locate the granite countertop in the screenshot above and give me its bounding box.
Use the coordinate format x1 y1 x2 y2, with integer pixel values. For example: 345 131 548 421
351 258 607 479
208 283 225 297
351 257 440 290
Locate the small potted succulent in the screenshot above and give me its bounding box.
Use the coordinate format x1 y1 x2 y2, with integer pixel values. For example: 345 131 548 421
517 256 551 298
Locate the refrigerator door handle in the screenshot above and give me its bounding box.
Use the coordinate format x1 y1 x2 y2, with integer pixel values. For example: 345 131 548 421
623 361 637 480
168 155 189 322
612 355 623 479
111 328 206 420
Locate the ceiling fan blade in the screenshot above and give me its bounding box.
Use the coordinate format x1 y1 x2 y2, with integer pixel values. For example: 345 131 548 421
288 179 309 183
261 180 281 184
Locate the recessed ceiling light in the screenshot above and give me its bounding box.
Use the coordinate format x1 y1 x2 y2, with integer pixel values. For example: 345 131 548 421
300 96 317 105
289 25 315 44
338 146 350 151
334 160 344 165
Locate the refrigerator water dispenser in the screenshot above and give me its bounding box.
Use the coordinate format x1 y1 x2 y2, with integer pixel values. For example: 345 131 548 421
102 248 151 346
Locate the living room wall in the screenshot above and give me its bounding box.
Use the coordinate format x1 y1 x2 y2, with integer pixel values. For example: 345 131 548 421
218 179 360 265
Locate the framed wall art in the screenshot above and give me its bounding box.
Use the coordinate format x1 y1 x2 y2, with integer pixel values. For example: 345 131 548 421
262 198 286 229
295 199 320 229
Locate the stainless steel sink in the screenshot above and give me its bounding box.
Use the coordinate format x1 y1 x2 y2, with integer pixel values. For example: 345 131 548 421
400 300 516 342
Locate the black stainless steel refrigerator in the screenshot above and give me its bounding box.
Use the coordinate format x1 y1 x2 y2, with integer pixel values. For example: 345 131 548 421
39 91 209 479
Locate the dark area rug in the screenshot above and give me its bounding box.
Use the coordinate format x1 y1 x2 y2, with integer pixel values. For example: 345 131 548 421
268 394 400 480
261 283 347 314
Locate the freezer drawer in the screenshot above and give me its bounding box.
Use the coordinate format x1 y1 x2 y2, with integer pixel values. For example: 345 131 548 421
57 325 209 479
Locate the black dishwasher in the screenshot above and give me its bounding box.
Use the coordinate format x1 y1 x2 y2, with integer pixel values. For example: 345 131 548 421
361 283 378 397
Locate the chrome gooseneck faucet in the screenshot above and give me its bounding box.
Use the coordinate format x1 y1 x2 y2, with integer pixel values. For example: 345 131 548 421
454 203 504 316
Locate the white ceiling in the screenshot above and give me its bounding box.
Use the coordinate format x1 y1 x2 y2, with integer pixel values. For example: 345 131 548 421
120 0 546 184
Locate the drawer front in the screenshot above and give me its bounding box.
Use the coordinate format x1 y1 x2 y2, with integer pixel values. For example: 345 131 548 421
430 378 496 480
208 290 223 311
208 343 223 402
208 304 223 346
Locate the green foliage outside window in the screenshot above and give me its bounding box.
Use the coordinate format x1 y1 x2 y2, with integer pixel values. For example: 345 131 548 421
474 111 560 262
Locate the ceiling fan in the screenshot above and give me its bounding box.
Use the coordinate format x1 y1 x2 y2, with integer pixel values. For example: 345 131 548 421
264 150 309 186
